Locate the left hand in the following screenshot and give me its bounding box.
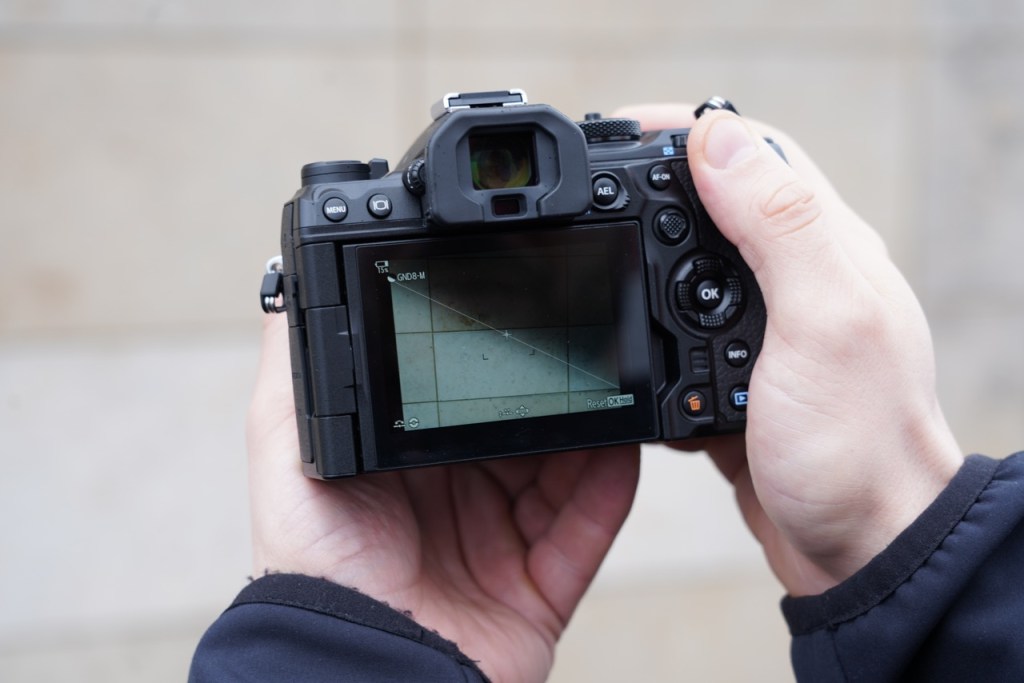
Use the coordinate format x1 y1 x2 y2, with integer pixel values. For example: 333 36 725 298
247 314 641 683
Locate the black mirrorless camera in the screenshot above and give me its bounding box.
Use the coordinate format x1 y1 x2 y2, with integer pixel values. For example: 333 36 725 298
269 89 775 478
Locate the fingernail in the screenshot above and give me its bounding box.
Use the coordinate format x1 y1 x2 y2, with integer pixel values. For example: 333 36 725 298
703 115 758 170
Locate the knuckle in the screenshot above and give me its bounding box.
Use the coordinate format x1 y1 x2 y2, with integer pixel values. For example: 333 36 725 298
820 296 898 362
754 172 824 237
838 303 892 343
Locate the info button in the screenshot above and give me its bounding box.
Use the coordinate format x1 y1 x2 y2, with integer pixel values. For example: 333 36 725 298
725 341 751 367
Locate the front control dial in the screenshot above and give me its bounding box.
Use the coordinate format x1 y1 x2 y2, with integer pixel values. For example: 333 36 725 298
577 116 642 143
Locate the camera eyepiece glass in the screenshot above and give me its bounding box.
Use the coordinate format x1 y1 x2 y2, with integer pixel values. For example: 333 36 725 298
469 131 537 190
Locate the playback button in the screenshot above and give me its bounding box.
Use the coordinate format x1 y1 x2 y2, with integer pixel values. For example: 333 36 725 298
730 385 749 411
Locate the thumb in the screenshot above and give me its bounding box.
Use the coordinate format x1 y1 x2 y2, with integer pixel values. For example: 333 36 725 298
686 111 840 305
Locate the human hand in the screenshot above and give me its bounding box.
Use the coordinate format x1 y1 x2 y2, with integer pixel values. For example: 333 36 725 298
246 314 640 683
616 103 963 596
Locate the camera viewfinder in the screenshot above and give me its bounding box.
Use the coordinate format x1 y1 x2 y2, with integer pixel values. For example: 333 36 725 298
469 131 537 190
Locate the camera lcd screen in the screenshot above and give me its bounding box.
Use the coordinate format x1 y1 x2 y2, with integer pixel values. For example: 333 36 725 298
387 246 624 431
351 223 656 470
469 131 537 190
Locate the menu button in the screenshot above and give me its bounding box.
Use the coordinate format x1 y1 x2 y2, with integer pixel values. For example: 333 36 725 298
323 197 349 222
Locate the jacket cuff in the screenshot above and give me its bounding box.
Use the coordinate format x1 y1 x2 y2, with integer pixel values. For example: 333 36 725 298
190 573 490 682
781 454 1000 634
235 573 485 669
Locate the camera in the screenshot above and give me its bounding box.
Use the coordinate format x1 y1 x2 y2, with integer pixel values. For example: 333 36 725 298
271 89 774 478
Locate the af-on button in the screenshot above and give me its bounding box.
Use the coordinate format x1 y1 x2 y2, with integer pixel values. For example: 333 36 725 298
648 164 672 190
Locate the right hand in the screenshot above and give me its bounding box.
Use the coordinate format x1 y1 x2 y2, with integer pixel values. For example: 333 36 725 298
618 103 965 596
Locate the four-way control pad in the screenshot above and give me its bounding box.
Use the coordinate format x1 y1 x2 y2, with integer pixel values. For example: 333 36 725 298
673 255 744 330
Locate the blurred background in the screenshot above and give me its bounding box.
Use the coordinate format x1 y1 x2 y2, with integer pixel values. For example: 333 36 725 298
2 1 1022 680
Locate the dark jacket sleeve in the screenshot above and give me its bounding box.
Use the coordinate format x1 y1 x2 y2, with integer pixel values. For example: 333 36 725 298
188 573 489 682
783 452 1024 682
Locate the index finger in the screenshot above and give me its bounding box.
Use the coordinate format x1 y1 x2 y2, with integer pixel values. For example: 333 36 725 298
614 102 846 212
611 103 698 131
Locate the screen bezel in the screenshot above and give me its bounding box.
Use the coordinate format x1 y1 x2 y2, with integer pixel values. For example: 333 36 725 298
344 222 657 472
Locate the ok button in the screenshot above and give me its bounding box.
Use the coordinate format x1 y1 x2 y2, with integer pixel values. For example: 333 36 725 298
695 278 724 309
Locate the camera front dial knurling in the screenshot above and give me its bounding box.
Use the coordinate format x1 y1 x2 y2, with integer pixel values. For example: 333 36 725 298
577 114 642 144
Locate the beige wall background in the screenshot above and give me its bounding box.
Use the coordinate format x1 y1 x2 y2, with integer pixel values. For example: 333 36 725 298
2 1 1022 681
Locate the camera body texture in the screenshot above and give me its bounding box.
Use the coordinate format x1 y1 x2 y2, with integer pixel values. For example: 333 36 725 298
279 90 769 478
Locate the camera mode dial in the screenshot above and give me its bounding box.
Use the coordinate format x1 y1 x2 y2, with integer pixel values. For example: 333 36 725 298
577 116 642 143
301 160 370 187
301 159 390 187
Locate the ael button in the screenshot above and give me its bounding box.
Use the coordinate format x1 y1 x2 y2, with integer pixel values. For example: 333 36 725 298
591 173 629 211
592 175 619 206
